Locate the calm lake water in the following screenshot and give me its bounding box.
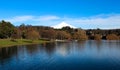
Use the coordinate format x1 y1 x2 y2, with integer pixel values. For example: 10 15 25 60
0 40 120 70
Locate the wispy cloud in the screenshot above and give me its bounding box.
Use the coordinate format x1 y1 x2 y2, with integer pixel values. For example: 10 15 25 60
35 15 60 21
62 14 120 29
6 16 34 23
73 14 120 24
1 14 120 29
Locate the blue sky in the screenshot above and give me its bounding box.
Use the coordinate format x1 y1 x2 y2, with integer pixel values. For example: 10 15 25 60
0 0 120 29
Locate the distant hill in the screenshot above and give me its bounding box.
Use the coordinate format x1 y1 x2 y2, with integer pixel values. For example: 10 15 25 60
51 21 77 29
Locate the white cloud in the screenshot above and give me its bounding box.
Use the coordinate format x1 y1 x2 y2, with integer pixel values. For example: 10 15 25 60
62 14 120 29
35 15 60 21
1 14 120 29
6 16 34 23
74 14 120 25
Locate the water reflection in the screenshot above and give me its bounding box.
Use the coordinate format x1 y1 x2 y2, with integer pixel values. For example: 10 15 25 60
0 46 18 61
0 40 120 70
42 43 56 56
25 44 40 55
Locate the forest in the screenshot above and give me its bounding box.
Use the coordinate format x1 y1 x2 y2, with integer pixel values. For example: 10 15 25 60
0 20 120 41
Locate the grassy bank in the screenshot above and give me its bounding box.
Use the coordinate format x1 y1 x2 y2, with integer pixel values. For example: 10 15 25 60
0 39 50 47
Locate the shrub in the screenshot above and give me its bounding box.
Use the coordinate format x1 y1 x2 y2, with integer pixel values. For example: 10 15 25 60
26 30 40 40
106 34 119 40
94 34 101 40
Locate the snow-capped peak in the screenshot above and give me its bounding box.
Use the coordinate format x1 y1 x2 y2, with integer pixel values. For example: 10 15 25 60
51 22 76 29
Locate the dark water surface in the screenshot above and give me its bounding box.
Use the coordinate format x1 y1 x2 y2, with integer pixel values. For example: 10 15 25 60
0 40 120 70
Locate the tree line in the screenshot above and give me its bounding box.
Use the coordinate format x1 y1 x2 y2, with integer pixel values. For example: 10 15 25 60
0 20 87 41
0 20 120 41
86 29 120 40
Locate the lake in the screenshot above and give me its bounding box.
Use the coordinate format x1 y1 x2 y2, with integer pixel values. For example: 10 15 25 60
0 40 120 70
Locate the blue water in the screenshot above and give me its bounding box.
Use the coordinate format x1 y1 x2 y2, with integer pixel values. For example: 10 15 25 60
0 40 120 70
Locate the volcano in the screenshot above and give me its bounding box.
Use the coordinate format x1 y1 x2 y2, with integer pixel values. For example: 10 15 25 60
51 22 76 29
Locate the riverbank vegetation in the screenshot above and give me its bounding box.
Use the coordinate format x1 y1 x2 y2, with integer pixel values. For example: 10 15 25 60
86 29 120 40
0 20 87 41
0 20 120 47
0 39 49 47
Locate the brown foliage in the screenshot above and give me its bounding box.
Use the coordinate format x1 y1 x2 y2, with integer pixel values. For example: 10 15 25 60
94 34 101 40
26 30 40 40
40 29 56 39
73 29 88 40
56 31 71 40
106 34 119 40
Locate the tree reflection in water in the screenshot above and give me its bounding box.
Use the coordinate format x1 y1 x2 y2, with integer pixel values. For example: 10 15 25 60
0 46 18 65
0 41 120 70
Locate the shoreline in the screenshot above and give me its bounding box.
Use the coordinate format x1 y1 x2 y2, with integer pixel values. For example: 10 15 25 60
0 39 120 48
0 39 51 48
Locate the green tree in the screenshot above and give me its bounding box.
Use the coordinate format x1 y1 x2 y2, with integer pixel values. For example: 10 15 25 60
0 20 15 38
11 28 22 39
61 26 74 34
